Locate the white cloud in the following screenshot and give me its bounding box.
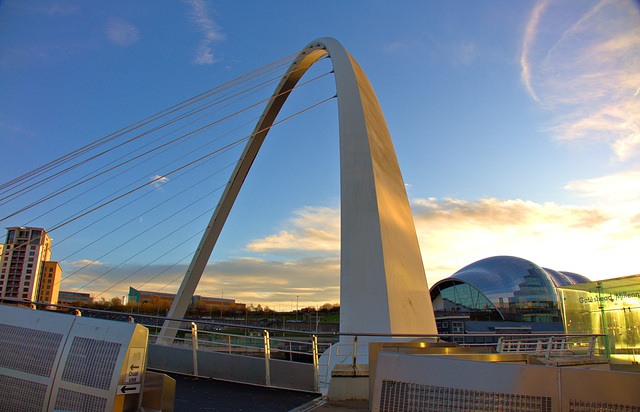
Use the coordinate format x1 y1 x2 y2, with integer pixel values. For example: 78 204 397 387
411 197 638 283
106 18 140 47
565 169 640 213
185 0 225 65
247 206 340 254
521 0 640 161
247 198 638 286
61 197 640 308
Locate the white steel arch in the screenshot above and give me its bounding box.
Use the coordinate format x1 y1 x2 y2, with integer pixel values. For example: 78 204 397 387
160 38 436 342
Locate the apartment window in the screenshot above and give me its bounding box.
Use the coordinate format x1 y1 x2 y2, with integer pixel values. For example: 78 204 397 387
29 252 35 256
31 246 36 250
48 279 52 283
22 294 28 299
441 322 448 329
23 288 29 292
46 285 50 290
27 264 33 268
26 270 32 274
49 268 53 272
452 321 464 334
25 276 30 280
24 282 29 286
28 258 34 262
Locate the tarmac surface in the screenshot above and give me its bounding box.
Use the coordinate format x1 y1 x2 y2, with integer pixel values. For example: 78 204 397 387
169 373 320 412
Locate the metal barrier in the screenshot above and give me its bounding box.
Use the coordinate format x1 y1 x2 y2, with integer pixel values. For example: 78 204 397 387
496 334 604 359
2 301 608 395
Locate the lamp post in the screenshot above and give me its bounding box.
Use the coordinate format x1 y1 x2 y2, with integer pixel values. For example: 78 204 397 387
296 295 299 321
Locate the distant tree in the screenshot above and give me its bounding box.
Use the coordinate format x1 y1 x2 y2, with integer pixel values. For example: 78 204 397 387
319 303 334 312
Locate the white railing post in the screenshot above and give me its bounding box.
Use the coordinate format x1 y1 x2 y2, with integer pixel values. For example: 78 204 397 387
497 337 504 352
352 335 358 368
546 336 553 359
312 334 319 392
191 322 199 376
587 335 596 357
263 330 271 387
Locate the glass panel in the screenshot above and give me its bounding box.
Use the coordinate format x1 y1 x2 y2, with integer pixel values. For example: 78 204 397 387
559 276 640 363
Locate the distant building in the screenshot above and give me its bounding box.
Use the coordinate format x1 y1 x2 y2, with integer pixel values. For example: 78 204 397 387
58 291 94 306
38 261 62 304
0 227 61 304
430 256 590 343
127 287 246 313
430 256 590 324
558 274 640 363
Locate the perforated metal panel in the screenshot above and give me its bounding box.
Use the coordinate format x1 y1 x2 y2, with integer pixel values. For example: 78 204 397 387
0 324 63 378
371 351 640 412
568 400 640 412
0 304 148 412
379 380 552 412
54 388 108 412
61 337 122 390
0 374 48 412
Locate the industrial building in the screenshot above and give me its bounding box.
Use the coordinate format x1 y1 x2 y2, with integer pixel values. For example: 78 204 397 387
127 287 246 314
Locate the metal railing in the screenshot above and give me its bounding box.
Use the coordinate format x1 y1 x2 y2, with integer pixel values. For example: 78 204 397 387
4 300 609 393
496 334 604 359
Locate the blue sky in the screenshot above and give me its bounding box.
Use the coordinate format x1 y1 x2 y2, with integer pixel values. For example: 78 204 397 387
1 0 639 310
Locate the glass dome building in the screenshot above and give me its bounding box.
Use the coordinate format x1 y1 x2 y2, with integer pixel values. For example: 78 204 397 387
430 256 590 323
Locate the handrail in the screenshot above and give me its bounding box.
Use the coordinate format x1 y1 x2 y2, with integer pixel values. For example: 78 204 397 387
7 300 608 393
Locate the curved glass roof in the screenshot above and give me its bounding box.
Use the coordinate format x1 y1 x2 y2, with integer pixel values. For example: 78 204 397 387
430 256 590 322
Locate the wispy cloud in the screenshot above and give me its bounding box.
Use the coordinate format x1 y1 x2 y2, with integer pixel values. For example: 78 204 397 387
520 0 549 102
184 0 225 65
106 18 140 47
61 256 340 310
69 259 108 267
150 175 170 189
60 197 640 308
521 0 640 161
565 169 640 213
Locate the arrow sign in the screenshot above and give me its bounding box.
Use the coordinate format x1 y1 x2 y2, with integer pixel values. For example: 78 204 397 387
129 364 140 371
118 384 140 394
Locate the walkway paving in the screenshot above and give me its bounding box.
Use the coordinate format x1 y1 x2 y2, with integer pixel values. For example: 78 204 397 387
170 373 319 411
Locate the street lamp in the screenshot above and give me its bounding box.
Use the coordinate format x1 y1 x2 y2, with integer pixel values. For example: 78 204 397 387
296 295 299 321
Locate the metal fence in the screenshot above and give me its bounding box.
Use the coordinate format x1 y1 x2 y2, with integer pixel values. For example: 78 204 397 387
5 300 609 393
